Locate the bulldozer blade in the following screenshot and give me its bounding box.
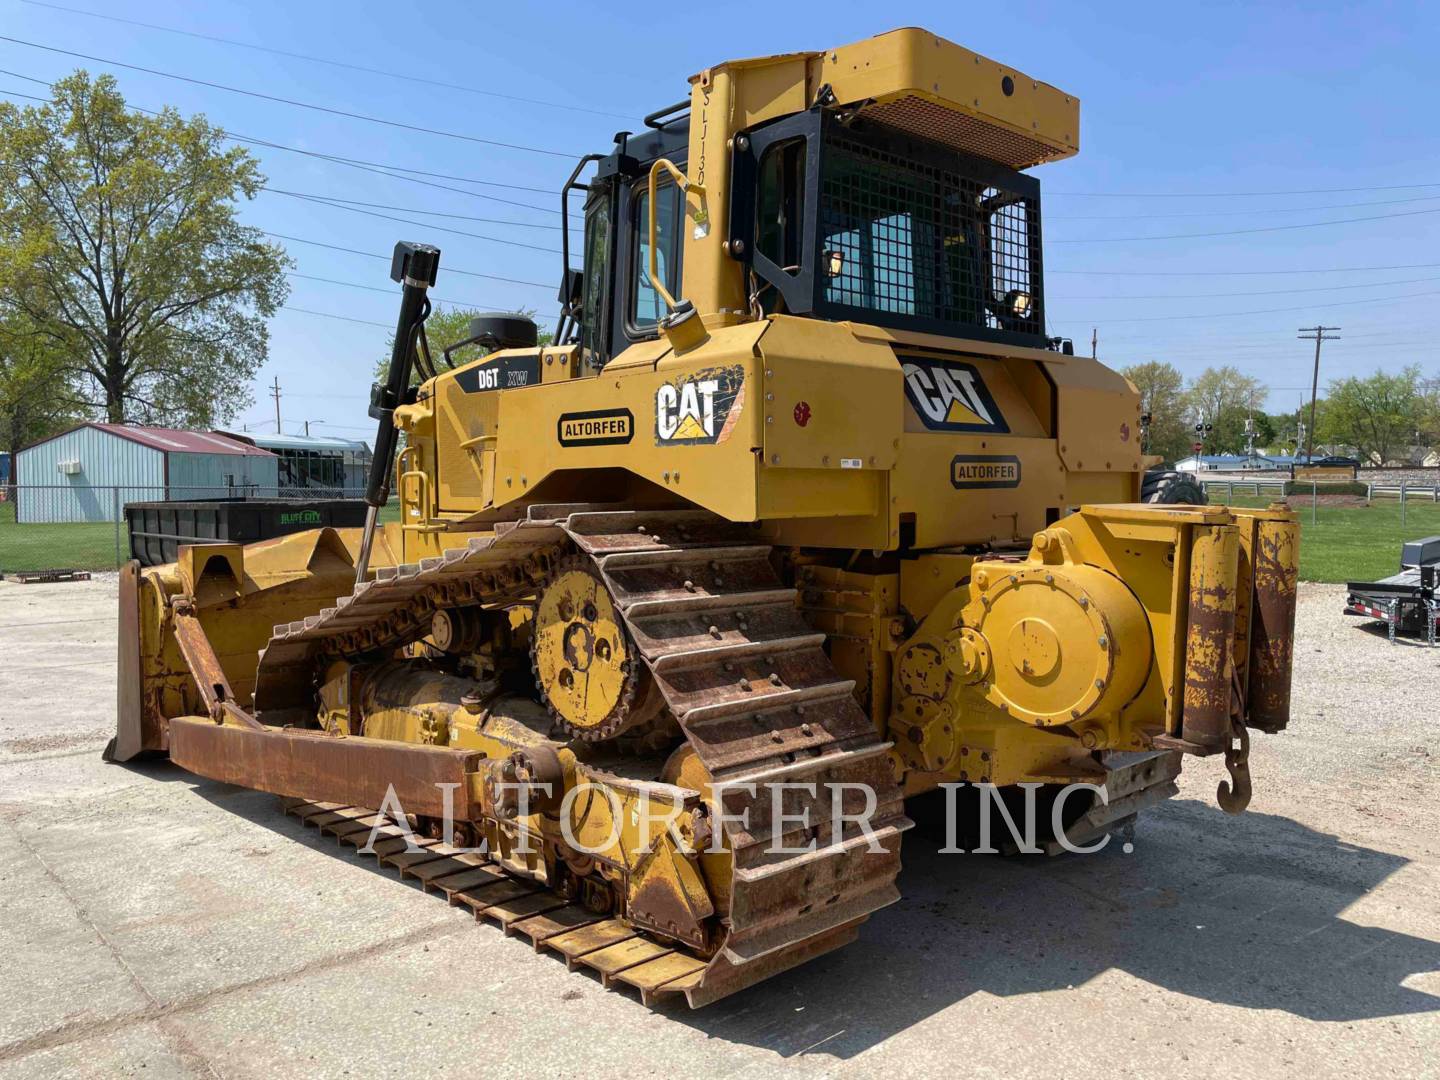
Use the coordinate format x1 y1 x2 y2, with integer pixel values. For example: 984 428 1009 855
106 560 145 764
167 715 483 818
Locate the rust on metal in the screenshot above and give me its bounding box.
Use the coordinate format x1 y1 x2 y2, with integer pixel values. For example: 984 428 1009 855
107 560 146 763
1176 523 1239 752
1217 714 1253 815
6 568 92 584
168 716 482 818
170 603 236 721
241 504 911 1008
1246 514 1300 733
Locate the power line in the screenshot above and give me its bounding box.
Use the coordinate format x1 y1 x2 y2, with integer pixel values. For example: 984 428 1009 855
217 123 565 210
286 272 505 310
167 115 580 218
281 305 392 329
1104 336 1437 355
0 35 578 158
1050 261 1440 277
0 77 576 219
1087 286 1440 325
270 190 561 254
15 76 1432 243
1053 274 1440 301
29 1 1438 210
1049 204 1440 243
19 0 639 121
1049 193 1440 221
0 85 561 318
265 189 562 230
1096 327 1440 348
1050 182 1440 198
259 231 555 290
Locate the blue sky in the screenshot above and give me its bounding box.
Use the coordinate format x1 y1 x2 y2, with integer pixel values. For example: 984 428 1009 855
3 0 1438 441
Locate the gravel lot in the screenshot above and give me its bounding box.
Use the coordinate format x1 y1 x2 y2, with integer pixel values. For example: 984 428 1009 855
0 576 1436 1079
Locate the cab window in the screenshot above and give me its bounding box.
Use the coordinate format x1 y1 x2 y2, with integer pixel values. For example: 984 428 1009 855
756 137 807 274
581 189 611 359
630 179 683 333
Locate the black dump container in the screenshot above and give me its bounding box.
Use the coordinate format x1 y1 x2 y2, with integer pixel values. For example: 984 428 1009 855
124 499 369 567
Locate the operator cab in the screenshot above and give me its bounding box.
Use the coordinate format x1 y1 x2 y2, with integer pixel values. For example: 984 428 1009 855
560 74 1064 367
559 112 690 367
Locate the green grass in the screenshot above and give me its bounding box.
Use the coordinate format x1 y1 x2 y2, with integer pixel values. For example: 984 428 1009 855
0 498 125 572
1220 494 1440 583
5 491 1433 584
0 498 404 574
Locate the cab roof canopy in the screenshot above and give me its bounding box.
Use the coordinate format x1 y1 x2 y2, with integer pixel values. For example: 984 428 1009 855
698 26 1079 170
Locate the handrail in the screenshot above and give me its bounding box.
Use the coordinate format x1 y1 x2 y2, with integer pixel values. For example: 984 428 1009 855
647 158 704 313
555 152 606 343
397 445 431 529
643 99 690 129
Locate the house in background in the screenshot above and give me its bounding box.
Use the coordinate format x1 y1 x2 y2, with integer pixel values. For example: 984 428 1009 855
14 423 277 523
1173 453 1287 473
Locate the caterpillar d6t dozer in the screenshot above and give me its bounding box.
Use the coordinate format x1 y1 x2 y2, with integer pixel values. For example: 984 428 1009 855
110 27 1300 1007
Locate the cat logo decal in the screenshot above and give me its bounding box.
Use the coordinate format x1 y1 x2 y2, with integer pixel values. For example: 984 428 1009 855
654 365 745 445
902 356 1009 434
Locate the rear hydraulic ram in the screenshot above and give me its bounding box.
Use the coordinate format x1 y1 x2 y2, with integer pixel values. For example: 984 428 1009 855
355 241 440 586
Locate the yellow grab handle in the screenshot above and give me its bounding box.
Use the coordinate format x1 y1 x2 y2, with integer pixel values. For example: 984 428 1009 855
647 158 703 313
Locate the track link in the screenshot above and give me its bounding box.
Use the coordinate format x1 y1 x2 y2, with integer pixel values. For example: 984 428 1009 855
282 799 712 1004
254 504 911 1007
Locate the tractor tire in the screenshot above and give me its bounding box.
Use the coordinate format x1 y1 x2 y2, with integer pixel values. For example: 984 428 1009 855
1141 469 1206 506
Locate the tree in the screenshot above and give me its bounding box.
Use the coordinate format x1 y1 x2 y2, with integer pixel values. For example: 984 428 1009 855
0 310 81 496
1121 361 1190 464
0 72 289 427
1186 366 1265 453
373 306 553 385
1264 408 1304 453
1318 367 1426 465
1418 377 1440 450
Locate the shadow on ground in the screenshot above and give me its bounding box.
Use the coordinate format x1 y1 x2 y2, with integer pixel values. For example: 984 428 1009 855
1354 619 1434 647
121 758 1440 1060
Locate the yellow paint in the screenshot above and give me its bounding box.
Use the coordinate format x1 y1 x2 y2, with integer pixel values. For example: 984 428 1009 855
533 568 633 735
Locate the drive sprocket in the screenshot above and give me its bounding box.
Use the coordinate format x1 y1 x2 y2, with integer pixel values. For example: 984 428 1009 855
531 555 643 741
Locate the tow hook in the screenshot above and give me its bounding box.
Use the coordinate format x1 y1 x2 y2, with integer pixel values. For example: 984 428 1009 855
1217 716 1252 815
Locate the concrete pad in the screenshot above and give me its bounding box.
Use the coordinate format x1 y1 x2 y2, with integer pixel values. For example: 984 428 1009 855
8 778 476 1005
0 824 151 1050
0 578 1435 1078
0 1023 192 1080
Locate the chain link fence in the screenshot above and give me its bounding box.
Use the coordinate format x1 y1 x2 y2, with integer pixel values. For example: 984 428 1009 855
0 484 367 574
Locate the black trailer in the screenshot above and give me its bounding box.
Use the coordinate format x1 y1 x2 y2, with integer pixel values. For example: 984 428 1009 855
124 499 368 568
1344 535 1440 645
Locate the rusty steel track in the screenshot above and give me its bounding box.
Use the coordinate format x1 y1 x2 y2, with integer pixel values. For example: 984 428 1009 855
252 504 911 1007
281 798 718 1003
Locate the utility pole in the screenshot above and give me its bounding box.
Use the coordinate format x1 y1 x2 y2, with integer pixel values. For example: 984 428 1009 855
1297 326 1339 463
270 376 282 434
1091 327 1097 360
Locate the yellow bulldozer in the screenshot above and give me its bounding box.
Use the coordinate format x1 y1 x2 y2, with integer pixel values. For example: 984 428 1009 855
108 27 1300 1007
